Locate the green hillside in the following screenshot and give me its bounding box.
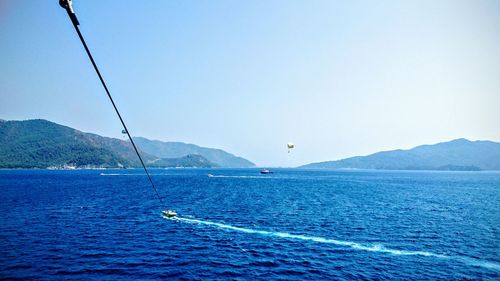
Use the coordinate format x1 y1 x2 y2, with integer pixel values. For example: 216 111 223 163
133 137 255 168
301 139 500 171
0 119 216 168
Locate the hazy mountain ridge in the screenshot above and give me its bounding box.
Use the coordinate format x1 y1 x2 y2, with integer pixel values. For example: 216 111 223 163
301 139 500 171
148 154 217 168
133 137 255 168
0 119 219 168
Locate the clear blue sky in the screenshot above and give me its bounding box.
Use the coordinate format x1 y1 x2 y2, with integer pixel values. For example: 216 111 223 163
1 0 499 167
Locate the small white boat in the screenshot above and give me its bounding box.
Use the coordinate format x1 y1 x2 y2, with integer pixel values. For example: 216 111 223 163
162 210 177 218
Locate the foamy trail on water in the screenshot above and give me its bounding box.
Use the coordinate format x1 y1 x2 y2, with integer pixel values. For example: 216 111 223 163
170 217 500 271
100 173 267 178
100 173 166 176
208 175 275 179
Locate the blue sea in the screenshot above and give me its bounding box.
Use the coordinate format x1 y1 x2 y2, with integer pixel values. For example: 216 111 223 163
0 169 499 280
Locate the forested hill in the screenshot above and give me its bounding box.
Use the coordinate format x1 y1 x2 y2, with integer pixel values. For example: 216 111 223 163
301 139 500 171
133 137 255 168
0 119 218 168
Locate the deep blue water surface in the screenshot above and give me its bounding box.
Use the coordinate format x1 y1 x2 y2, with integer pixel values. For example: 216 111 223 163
0 169 499 280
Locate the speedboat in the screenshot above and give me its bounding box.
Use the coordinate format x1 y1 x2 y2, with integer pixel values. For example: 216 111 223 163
260 169 273 174
162 210 177 218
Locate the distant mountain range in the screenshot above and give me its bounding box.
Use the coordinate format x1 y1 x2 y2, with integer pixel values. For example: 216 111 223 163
3 119 498 171
301 139 500 171
0 119 253 169
133 137 255 168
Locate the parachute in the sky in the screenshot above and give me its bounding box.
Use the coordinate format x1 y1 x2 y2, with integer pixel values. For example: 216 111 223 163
287 142 295 153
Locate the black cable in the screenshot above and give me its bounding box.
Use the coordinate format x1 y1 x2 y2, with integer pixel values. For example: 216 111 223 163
60 0 164 206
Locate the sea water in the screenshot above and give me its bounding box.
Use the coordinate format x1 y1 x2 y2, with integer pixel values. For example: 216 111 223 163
0 169 499 280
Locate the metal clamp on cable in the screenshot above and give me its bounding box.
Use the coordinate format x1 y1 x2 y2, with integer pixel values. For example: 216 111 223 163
59 0 79 26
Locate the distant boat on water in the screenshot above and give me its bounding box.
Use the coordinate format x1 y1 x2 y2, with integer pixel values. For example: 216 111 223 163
162 210 177 218
260 169 273 174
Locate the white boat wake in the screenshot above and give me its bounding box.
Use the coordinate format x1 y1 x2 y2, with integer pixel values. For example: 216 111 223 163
208 175 275 179
99 173 169 176
167 216 500 271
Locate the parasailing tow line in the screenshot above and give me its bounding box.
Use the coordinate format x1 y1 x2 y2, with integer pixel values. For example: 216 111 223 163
59 0 175 217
